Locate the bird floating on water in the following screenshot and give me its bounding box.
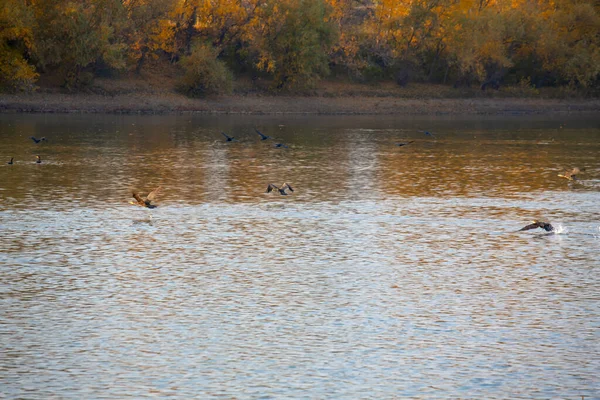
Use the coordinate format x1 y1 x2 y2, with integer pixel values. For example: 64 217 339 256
30 136 47 143
7 157 13 165
35 155 41 164
558 167 581 181
255 128 272 140
518 221 555 232
266 183 294 195
130 186 162 208
221 132 237 142
396 141 414 147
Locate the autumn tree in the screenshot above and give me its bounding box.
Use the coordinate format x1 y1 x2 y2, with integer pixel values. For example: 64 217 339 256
0 0 38 91
536 0 600 87
121 0 175 74
247 0 338 89
177 43 233 96
325 0 373 77
1 0 598 93
30 0 127 88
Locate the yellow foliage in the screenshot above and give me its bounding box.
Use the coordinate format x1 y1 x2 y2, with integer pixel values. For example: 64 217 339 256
1 0 598 90
0 0 38 91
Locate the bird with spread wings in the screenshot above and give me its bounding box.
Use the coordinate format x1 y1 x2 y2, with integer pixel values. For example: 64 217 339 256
518 221 554 232
266 183 294 195
130 186 162 208
557 167 581 181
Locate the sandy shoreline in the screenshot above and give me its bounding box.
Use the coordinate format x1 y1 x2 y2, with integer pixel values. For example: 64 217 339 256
1 92 599 115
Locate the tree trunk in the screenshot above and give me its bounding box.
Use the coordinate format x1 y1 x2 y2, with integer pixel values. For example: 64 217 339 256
184 7 197 55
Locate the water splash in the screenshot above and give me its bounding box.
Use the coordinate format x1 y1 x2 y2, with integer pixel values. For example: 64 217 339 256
553 224 567 234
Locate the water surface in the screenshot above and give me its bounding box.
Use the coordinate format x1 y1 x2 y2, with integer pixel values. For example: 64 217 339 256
1 114 599 398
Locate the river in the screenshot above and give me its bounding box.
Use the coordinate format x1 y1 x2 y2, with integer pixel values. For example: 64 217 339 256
1 113 598 398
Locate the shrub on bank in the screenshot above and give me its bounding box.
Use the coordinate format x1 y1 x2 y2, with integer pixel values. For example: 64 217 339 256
176 45 233 97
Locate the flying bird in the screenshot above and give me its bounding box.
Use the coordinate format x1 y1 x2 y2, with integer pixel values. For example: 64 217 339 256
419 130 435 137
130 186 162 208
557 167 581 181
30 136 47 143
396 141 414 147
273 143 288 148
518 221 555 232
266 183 294 195
7 157 13 165
255 128 272 140
35 155 41 164
221 132 237 142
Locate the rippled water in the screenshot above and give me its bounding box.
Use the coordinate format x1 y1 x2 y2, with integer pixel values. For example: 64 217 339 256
1 114 599 398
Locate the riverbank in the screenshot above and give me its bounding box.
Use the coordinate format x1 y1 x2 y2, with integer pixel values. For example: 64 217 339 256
1 80 599 115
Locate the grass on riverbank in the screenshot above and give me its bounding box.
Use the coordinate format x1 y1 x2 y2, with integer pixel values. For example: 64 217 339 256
2 64 599 115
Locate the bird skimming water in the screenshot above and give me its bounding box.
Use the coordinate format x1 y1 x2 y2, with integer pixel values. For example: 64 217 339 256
30 136 47 144
518 221 555 232
130 186 162 208
255 128 272 140
221 132 237 142
558 167 581 181
266 183 294 195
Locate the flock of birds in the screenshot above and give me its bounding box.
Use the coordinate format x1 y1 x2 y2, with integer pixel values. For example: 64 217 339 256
6 129 585 234
6 136 46 165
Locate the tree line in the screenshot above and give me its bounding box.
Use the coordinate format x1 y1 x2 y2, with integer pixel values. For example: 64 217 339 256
1 0 599 94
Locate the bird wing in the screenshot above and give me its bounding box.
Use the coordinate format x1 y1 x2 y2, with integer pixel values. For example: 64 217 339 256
519 222 541 231
145 186 162 202
560 167 580 178
132 192 145 205
282 183 294 192
255 128 267 139
221 132 231 139
266 184 276 193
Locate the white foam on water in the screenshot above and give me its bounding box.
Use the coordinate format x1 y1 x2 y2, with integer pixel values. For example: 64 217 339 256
553 224 567 234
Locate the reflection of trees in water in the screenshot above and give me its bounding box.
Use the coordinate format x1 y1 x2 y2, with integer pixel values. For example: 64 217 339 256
377 136 587 198
345 130 380 199
1 114 598 209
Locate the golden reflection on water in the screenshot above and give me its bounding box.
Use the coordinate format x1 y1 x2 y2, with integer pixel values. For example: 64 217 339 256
1 114 598 207
0 114 599 398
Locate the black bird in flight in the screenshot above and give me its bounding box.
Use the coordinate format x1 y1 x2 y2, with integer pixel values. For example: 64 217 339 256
419 130 435 137
35 155 41 164
266 183 294 195
255 128 272 140
396 141 414 147
130 186 162 208
30 136 47 143
274 143 288 148
7 157 13 165
518 221 555 232
221 132 237 142
558 167 581 181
